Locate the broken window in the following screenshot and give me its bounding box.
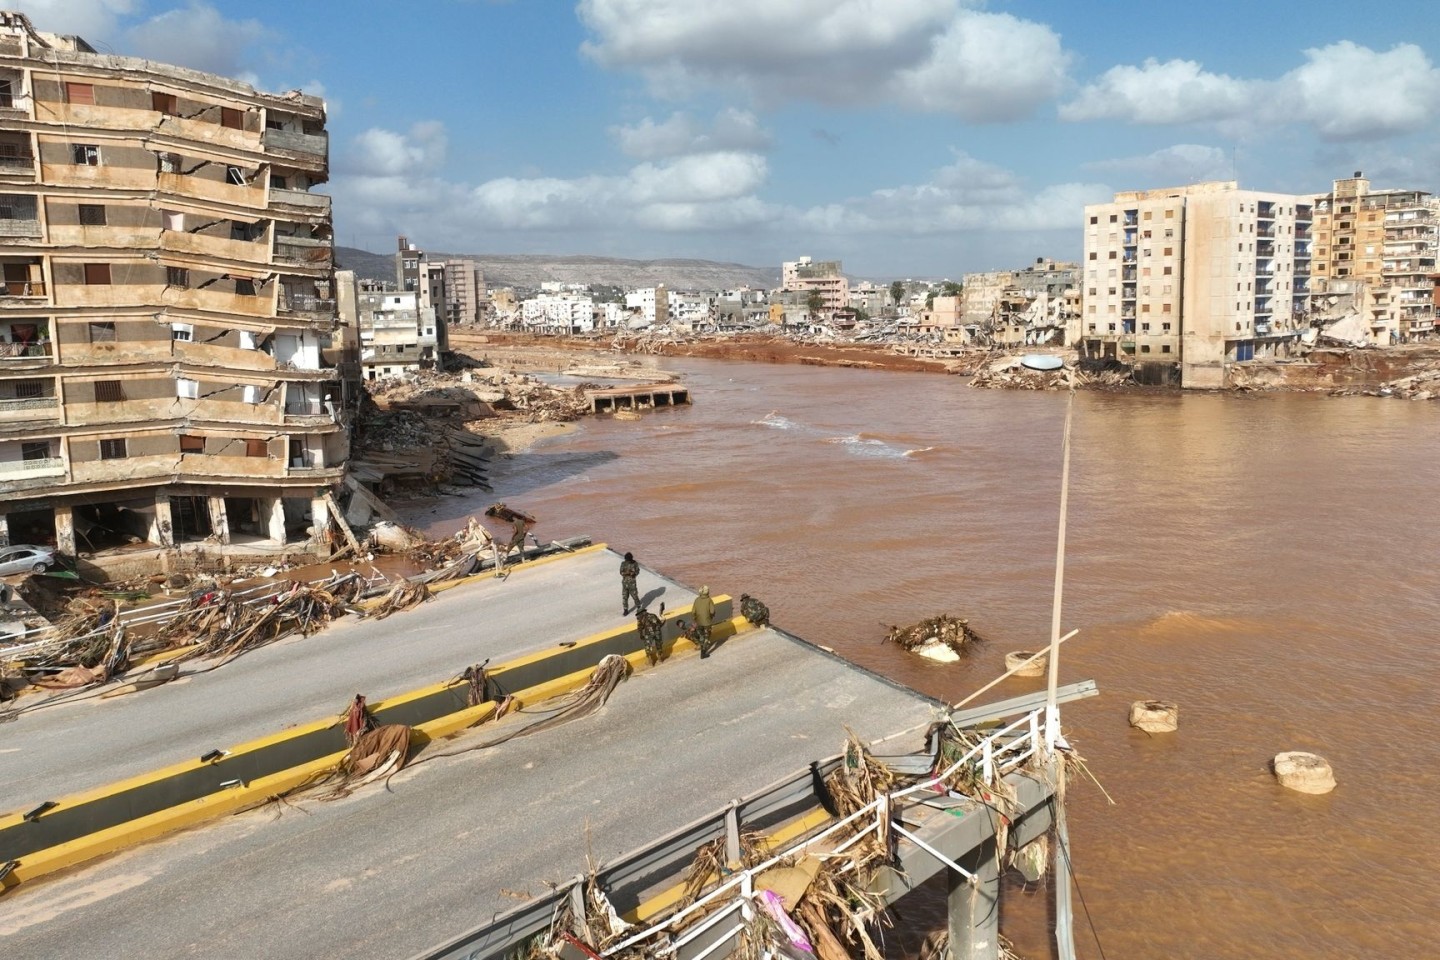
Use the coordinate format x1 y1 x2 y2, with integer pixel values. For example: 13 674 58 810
179 434 204 453
220 107 244 130
152 92 178 115
93 380 124 402
166 266 189 288
83 263 111 285
234 277 256 296
99 438 128 460
162 209 184 231
159 153 180 174
65 82 94 105
88 321 116 342
71 143 100 165
78 203 106 226
226 165 247 186
21 440 49 460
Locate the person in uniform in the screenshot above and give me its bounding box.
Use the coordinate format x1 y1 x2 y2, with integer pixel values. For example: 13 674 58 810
740 593 769 626
636 602 665 666
620 552 641 615
691 585 716 659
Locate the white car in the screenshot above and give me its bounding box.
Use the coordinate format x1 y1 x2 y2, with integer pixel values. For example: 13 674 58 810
0 545 56 576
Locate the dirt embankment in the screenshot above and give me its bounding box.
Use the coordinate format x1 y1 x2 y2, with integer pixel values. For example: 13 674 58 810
449 332 955 375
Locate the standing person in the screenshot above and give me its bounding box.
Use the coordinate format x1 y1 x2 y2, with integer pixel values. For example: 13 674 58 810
692 585 716 659
505 513 530 560
620 552 641 615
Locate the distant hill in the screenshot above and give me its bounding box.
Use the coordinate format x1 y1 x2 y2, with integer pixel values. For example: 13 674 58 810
333 247 779 292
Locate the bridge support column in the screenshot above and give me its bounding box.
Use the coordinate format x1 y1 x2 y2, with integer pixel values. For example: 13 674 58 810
947 838 999 960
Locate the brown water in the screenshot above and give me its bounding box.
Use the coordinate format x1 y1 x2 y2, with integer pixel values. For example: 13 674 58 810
415 358 1440 959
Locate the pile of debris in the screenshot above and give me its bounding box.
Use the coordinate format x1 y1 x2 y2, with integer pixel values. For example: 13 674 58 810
968 356 1139 391
1331 367 1440 401
884 614 986 663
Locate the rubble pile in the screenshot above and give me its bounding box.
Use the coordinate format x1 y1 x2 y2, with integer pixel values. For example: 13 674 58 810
968 356 1137 391
884 614 986 657
1330 366 1440 400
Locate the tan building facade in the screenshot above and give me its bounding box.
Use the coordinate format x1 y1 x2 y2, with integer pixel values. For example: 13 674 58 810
0 12 344 560
1082 181 1311 388
781 256 848 315
1312 172 1437 341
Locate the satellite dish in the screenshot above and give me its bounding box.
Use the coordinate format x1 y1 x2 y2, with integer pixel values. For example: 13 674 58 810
1021 354 1064 371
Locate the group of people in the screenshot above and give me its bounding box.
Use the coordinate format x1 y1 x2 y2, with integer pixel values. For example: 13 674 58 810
621 552 770 664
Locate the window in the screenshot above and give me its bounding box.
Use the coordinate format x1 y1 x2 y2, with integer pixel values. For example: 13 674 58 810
266 117 285 131
1088 252 1097 261
93 380 123 402
1162 344 1172 353
1163 247 1172 256
1163 266 1173 276
0 194 37 220
83 263 111 285
0 78 13 108
14 380 41 397
226 165 246 186
1088 216 1097 225
271 174 287 190
1141 345 1151 353
1109 215 1117 223
220 107 244 129
166 266 189 288
180 434 205 453
1141 323 1151 332
65 82 94 105
78 203 106 226
234 277 256 296
88 321 116 342
175 377 198 399
71 143 100 165
152 92 178 115
245 438 268 457
1143 211 1152 221
99 438 127 460
159 152 180 173
1108 251 1117 259
21 441 49 460
171 322 193 341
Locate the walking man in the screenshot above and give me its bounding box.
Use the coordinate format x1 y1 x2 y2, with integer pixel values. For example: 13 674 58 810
620 552 641 615
691 585 716 659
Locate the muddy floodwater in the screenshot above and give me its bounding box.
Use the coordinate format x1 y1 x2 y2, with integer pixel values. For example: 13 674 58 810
415 358 1440 958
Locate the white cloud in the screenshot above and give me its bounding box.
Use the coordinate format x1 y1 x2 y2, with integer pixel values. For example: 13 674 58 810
611 109 771 159
1085 144 1232 184
9 0 136 42
1063 42 1440 141
893 11 1069 121
579 0 1069 120
1060 58 1250 124
344 122 448 177
124 3 269 79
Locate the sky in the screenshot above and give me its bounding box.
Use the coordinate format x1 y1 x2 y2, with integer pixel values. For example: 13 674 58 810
13 0 1440 278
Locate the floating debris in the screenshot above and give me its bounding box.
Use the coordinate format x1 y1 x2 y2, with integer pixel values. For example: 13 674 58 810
884 614 986 662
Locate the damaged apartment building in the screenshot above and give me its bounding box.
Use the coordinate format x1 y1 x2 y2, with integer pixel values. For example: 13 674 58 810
0 12 346 567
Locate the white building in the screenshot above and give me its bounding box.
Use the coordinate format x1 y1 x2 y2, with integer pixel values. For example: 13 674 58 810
355 286 440 379
521 295 595 333
624 286 668 328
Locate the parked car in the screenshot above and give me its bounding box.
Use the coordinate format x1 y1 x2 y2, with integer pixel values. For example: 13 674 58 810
0 545 56 576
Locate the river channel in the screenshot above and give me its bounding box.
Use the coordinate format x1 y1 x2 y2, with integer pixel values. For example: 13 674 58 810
415 357 1440 958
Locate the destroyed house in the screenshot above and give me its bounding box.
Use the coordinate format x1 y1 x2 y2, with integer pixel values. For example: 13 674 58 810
0 11 347 564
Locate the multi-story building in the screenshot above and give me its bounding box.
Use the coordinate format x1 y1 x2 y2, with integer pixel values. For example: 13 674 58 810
1312 172 1438 341
441 257 486 327
0 12 344 560
346 281 439 379
521 294 594 333
781 256 848 315
959 271 1015 328
624 286 667 328
1012 258 1080 299
1081 181 1311 388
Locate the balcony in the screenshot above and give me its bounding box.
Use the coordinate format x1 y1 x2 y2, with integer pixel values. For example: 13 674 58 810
274 239 333 268
0 279 44 299
158 171 266 210
278 293 335 317
263 128 328 159
0 154 33 176
269 188 331 218
1122 267 1136 281
0 394 58 421
0 339 50 363
0 217 38 238
0 456 63 482
1255 322 1272 336
160 229 270 264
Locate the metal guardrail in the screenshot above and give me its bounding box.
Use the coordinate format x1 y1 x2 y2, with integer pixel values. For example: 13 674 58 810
413 680 1098 960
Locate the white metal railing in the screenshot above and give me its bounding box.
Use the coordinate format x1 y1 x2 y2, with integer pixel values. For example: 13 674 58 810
0 395 56 409
599 708 1046 958
0 455 63 480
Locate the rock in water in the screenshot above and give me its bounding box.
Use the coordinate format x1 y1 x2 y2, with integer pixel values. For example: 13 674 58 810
1129 700 1179 733
1005 650 1047 677
1273 752 1336 794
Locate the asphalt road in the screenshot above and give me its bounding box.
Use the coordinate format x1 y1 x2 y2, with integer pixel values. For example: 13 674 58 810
0 626 936 959
0 548 691 811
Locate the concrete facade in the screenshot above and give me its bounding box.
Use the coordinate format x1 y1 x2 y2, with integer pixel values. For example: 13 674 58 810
781 256 848 316
0 11 344 557
1311 172 1438 342
1083 181 1311 388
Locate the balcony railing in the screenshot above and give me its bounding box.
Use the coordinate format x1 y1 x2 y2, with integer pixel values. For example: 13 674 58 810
278 294 335 315
0 340 49 360
0 218 40 237
269 188 331 211
0 154 33 171
0 280 45 297
0 456 63 481
274 241 333 265
263 128 328 157
284 399 325 417
0 395 57 410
